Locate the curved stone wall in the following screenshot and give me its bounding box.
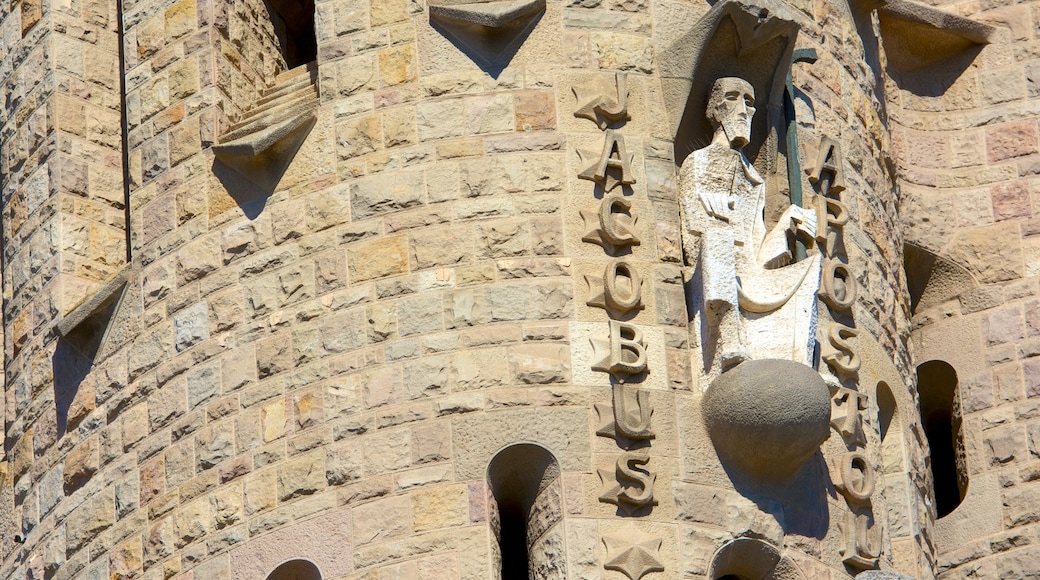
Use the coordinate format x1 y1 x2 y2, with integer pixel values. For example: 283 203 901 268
1 0 1005 578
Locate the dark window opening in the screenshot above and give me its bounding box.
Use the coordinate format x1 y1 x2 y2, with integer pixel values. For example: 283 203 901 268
878 381 896 443
487 444 561 580
266 0 317 68
917 360 966 518
266 559 322 580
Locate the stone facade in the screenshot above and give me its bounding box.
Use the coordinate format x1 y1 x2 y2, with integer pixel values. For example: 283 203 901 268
0 0 1037 579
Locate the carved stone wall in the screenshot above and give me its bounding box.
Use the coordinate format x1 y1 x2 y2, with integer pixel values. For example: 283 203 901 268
0 0 1031 579
892 0 1040 576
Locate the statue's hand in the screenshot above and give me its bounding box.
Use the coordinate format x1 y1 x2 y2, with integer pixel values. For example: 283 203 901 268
788 205 817 239
700 192 733 222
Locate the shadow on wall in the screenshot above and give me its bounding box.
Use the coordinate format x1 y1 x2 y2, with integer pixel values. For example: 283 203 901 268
53 338 93 437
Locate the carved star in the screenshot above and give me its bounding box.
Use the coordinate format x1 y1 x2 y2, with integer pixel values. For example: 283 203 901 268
603 530 665 580
598 466 624 506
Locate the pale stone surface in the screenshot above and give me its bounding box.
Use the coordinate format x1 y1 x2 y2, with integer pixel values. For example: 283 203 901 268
3 0 1033 578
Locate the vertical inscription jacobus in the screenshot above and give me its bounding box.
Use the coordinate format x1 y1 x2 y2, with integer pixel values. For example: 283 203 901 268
811 138 880 570
573 73 660 539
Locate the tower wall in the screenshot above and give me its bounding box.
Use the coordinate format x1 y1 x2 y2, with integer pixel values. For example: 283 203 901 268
0 0 1022 579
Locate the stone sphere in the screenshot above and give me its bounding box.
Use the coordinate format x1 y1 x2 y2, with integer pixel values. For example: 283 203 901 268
702 359 831 481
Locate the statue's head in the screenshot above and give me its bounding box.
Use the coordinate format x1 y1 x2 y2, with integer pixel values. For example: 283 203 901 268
707 77 756 149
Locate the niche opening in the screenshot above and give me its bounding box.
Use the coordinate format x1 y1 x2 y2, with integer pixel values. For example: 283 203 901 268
916 360 967 518
487 444 563 580
265 559 322 580
266 0 317 69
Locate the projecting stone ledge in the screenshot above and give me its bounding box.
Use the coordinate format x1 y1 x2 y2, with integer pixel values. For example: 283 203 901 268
429 0 545 28
880 0 995 45
428 0 547 68
212 63 319 189
878 0 996 72
212 110 316 159
57 267 131 359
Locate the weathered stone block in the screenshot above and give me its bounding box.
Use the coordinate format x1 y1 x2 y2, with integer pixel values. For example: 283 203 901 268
277 450 326 500
349 236 410 282
67 487 115 555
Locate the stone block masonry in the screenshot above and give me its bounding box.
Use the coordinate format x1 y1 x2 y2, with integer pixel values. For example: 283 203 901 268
1 0 1036 579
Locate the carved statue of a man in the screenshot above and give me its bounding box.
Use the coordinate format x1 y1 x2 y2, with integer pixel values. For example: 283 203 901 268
679 77 819 371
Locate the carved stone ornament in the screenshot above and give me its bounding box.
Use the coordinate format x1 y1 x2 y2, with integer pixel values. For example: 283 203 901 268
807 136 846 194
602 529 665 580
821 259 857 311
597 453 658 515
573 72 631 130
661 0 809 168
594 384 654 443
829 384 869 445
832 451 876 504
679 77 820 372
578 130 637 192
586 261 645 316
702 359 831 480
822 323 860 379
840 508 881 570
580 194 641 255
213 65 319 190
591 320 648 379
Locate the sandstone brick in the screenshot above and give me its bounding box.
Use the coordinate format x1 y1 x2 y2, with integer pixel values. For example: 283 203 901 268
164 0 196 40
21 0 42 35
196 423 235 471
63 435 99 494
277 450 326 501
397 295 444 336
378 45 417 86
66 485 115 555
412 485 467 532
985 306 1025 346
466 94 515 135
992 181 1032 222
590 32 653 73
337 114 382 160
417 100 465 142
349 236 410 282
363 429 412 474
509 344 570 384
326 440 364 486
371 0 409 26
351 171 424 219
403 355 453 399
988 121 1040 163
383 106 418 148
261 398 288 443
515 91 557 131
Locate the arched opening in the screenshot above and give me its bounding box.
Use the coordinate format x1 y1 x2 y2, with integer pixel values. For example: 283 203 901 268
708 538 781 580
265 559 322 580
265 0 317 69
487 444 563 580
916 361 967 518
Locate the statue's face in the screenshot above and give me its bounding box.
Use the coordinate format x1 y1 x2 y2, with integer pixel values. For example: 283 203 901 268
710 78 756 148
